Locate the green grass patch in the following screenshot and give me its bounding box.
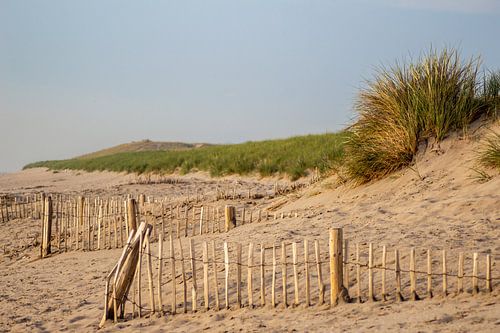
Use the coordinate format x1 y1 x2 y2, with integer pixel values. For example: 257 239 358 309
24 132 348 181
345 48 494 184
478 130 500 170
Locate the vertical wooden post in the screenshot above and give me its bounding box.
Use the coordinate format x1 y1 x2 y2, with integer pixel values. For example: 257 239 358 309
41 196 53 258
329 228 347 306
190 238 197 312
127 199 137 232
170 234 177 314
356 243 361 303
281 241 288 308
199 206 204 235
137 233 143 318
343 239 349 292
157 234 163 314
410 248 419 301
203 241 210 310
178 238 187 313
260 243 265 307
292 242 299 306
472 252 479 295
442 250 448 296
145 234 155 314
486 254 492 292
224 205 236 232
382 245 387 301
272 243 277 308
458 253 464 294
304 239 310 307
315 240 324 305
211 240 220 310
368 243 375 302
236 243 242 308
427 249 433 298
395 249 403 301
224 242 230 309
247 242 254 308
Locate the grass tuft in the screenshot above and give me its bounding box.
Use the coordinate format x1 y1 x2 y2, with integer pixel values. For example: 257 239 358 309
345 48 487 183
477 130 500 170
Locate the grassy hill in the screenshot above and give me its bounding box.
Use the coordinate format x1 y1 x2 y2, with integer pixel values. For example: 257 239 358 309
24 133 347 180
76 140 211 159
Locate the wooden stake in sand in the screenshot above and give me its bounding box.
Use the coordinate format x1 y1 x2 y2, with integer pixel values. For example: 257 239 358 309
292 242 299 306
329 228 347 306
224 241 230 309
395 249 404 302
281 241 288 308
458 252 464 294
157 234 163 314
190 238 197 312
237 243 242 308
410 248 419 301
382 245 387 301
211 240 220 310
343 239 349 292
224 205 236 232
260 244 266 307
170 234 177 314
272 243 277 308
203 241 210 310
315 240 325 305
41 196 53 258
145 233 155 314
178 238 187 313
442 250 448 296
304 239 310 307
486 254 492 293
368 243 375 302
427 249 433 298
472 252 479 295
246 242 254 308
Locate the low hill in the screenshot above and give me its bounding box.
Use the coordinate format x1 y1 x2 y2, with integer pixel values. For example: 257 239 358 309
24 133 347 180
76 140 211 159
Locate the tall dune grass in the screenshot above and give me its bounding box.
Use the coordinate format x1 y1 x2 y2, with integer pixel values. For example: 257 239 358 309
345 48 486 183
478 130 500 170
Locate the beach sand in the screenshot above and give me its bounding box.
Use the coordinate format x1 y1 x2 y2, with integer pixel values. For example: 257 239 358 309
1 123 499 332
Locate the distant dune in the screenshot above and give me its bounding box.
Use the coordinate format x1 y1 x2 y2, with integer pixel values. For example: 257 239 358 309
76 139 212 159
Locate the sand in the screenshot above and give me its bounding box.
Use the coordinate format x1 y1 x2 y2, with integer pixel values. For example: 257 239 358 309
1 122 499 332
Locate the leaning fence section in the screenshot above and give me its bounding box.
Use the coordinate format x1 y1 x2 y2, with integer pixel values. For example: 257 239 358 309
99 227 497 327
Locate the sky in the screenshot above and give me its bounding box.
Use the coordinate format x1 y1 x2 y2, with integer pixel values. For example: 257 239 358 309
1 0 499 172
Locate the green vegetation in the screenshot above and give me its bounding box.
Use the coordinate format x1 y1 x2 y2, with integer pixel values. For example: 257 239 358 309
482 70 500 118
478 130 500 170
345 48 497 184
24 133 347 180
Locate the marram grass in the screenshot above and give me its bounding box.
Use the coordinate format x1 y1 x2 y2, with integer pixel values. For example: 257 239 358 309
345 48 487 184
478 130 500 170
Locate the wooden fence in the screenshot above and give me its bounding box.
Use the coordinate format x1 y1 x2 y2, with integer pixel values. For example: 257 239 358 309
32 195 301 257
99 227 497 327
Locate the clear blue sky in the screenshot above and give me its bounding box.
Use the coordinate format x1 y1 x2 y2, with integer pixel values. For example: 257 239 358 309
1 0 499 172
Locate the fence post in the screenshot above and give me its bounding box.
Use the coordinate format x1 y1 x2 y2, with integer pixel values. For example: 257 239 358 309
329 228 349 306
41 196 53 258
127 199 137 232
224 206 236 232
